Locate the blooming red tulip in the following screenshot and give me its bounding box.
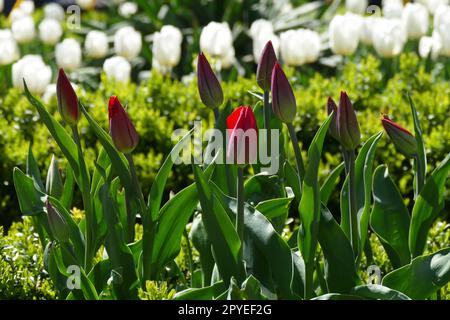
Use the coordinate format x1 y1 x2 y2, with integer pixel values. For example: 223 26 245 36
382 115 417 158
197 52 224 109
327 96 339 141
257 41 278 92
46 200 69 243
337 91 360 150
57 68 80 125
108 96 139 154
227 106 258 165
271 63 297 123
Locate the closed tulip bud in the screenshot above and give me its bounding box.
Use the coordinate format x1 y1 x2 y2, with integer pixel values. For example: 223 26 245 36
327 97 339 140
57 68 80 125
227 106 258 165
382 115 418 158
337 91 361 150
197 52 224 109
108 96 139 153
46 200 70 243
271 63 296 123
46 155 63 198
256 41 278 92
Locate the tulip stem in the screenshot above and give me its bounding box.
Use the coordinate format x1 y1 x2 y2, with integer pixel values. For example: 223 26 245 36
287 123 305 188
343 149 359 257
125 154 147 221
263 91 271 156
236 167 245 263
71 125 93 271
183 229 194 287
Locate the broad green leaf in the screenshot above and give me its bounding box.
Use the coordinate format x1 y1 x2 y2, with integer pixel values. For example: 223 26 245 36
13 167 46 216
254 196 293 220
147 128 193 222
298 114 332 298
350 284 411 300
340 132 383 260
60 165 75 210
190 213 215 287
173 281 226 300
211 184 295 299
99 183 139 299
26 144 44 191
318 205 359 293
284 161 301 202
291 251 306 299
320 162 344 205
193 164 245 285
312 293 362 300
370 165 411 268
409 152 450 257
382 247 450 299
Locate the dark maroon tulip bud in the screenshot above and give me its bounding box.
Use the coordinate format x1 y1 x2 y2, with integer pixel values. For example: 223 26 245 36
108 96 139 154
327 97 339 141
227 106 258 165
256 41 278 92
197 52 224 109
271 63 297 123
57 68 80 125
382 115 418 158
337 91 360 150
46 200 70 243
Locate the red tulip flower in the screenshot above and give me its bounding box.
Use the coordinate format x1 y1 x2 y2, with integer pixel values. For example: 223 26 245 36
57 68 79 125
108 96 139 154
227 106 258 165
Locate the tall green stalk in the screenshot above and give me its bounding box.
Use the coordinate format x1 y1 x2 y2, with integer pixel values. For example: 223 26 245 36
343 149 359 256
287 123 305 188
263 91 271 155
236 167 245 264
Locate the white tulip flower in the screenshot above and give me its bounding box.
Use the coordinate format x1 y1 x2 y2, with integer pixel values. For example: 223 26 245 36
372 18 407 57
12 55 52 95
39 19 63 45
44 3 65 22
253 33 280 63
329 13 363 56
383 0 404 18
114 26 142 59
402 3 429 39
0 0 3 12
19 0 35 15
220 47 235 69
417 0 449 14
118 2 138 18
152 25 183 71
56 39 82 71
42 84 57 104
249 19 274 39
0 29 20 65
345 0 368 15
200 22 234 58
280 29 320 66
419 31 443 59
76 0 96 10
360 16 382 45
434 5 450 56
103 56 131 83
12 16 35 43
85 30 109 59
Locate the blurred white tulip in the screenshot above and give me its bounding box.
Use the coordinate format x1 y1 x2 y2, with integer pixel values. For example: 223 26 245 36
42 84 57 104
329 13 362 56
19 0 35 15
44 3 65 22
402 3 429 39
12 55 52 95
220 47 235 69
419 31 443 59
372 18 407 57
360 16 382 45
383 0 403 18
103 56 131 83
253 33 279 63
152 25 183 71
76 0 96 10
280 29 320 66
0 29 20 65
345 0 368 15
39 19 63 45
85 30 109 59
56 39 82 71
249 19 274 39
0 0 3 12
114 26 142 59
118 2 138 18
12 16 35 43
434 5 450 56
200 22 234 58
417 0 449 14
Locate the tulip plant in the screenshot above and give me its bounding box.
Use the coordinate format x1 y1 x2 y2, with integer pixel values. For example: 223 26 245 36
13 41 450 300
